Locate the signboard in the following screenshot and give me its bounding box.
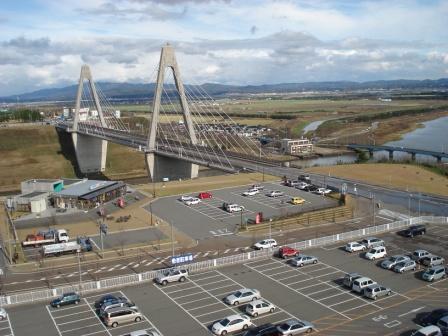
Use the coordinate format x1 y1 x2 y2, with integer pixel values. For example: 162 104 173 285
171 253 193 265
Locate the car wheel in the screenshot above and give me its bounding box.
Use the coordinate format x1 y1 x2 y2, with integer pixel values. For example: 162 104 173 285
413 268 416 271
56 304 60 308
298 264 303 267
270 308 275 313
387 291 391 296
243 325 249 330
75 300 79 305
221 331 227 336
179 276 186 282
112 322 118 328
234 301 239 306
162 280 168 286
252 297 257 301
306 328 312 333
135 316 142 322
373 296 377 300
400 270 404 274
313 260 318 264
253 312 258 317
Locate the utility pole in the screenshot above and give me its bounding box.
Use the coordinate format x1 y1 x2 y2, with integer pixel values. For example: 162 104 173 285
372 192 375 227
408 194 412 218
269 218 273 240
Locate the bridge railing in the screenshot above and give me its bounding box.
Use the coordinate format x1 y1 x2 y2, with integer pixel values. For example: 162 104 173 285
2 216 446 307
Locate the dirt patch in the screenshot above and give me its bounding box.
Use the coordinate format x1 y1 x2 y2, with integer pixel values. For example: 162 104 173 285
307 163 448 196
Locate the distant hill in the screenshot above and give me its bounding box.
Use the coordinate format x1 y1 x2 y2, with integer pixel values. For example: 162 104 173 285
2 78 448 103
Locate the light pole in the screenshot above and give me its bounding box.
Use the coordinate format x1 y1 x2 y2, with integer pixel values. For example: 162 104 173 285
77 252 82 292
408 194 412 218
371 192 375 227
269 218 273 240
171 222 175 258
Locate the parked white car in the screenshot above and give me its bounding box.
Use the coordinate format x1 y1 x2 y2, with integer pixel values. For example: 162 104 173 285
179 195 193 202
212 314 252 335
0 308 7 320
267 190 284 197
253 239 277 250
365 246 387 260
243 189 259 196
295 182 309 190
184 198 201 206
314 188 332 195
245 299 275 317
345 242 366 253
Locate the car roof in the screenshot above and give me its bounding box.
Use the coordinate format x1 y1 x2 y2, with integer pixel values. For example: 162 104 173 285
106 306 137 313
417 325 442 333
225 314 246 320
354 276 372 281
428 265 445 270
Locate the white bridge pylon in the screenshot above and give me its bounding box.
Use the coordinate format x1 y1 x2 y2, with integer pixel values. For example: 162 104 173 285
147 43 198 150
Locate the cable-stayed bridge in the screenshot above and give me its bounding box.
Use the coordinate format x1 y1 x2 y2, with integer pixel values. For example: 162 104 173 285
56 44 281 181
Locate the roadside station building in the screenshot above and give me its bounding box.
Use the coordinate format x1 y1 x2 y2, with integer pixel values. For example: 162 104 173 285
280 138 313 155
53 179 126 210
12 179 65 213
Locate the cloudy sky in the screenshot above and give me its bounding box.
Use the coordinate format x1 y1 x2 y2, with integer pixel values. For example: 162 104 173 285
1 0 448 96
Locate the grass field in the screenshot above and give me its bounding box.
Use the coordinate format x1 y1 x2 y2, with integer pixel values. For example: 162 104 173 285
0 126 147 191
307 163 448 196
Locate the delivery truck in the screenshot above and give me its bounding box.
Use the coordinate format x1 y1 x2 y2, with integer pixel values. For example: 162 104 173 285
42 241 81 257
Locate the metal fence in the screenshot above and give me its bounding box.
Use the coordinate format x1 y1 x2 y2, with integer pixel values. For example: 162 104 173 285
2 216 446 307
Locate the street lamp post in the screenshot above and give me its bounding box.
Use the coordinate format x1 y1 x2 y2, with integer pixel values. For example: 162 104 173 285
171 222 175 258
269 219 273 240
408 194 412 218
77 252 82 292
372 192 375 227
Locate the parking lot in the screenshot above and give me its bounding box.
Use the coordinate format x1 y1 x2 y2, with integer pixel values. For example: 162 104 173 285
0 314 14 336
46 290 162 336
6 223 448 336
148 181 337 239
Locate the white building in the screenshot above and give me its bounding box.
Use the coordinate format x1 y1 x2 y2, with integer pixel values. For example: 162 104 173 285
280 138 313 155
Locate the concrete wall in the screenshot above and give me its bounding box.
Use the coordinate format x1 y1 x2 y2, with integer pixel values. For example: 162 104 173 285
72 133 108 174
145 153 198 182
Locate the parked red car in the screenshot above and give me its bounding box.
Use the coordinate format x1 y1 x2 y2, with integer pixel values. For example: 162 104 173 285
198 192 212 199
278 246 300 259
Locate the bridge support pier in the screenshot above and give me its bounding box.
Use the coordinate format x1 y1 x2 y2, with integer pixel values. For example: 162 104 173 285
411 153 416 161
388 150 394 160
145 153 198 182
72 133 108 173
435 156 442 163
368 150 374 158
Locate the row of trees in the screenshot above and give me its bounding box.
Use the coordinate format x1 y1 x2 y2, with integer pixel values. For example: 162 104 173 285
0 109 44 123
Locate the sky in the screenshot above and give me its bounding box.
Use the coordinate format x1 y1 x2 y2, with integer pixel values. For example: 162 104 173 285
0 0 448 96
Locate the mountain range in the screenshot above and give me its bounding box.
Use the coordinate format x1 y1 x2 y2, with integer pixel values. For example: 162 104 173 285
2 78 448 103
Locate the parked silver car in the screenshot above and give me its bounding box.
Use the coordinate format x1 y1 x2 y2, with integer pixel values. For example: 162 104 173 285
381 255 410 270
422 265 447 282
290 255 318 267
361 237 385 248
363 284 392 300
411 249 431 262
393 260 417 273
421 255 445 267
155 269 189 286
224 288 261 306
276 319 315 335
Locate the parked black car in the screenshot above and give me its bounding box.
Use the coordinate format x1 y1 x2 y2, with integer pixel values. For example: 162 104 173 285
243 324 279 336
94 294 128 309
50 292 81 308
400 225 426 237
303 185 319 192
417 308 448 326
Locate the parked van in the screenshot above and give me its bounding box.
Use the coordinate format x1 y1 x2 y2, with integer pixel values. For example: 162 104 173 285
352 277 377 294
422 266 447 282
343 273 363 288
223 203 245 213
365 246 387 260
103 307 142 328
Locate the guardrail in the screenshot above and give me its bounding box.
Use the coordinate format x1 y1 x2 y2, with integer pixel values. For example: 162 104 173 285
1 216 446 307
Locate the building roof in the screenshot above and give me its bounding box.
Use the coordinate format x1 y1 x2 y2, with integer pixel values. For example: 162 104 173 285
23 179 62 184
61 178 83 186
54 179 122 198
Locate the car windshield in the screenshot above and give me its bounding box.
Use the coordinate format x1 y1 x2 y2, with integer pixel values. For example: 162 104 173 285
220 318 230 326
234 291 242 297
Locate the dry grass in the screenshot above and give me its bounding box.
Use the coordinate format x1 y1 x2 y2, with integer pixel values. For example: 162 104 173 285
307 164 448 196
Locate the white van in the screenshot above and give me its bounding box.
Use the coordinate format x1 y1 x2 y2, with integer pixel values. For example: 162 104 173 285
365 246 387 260
352 277 377 293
